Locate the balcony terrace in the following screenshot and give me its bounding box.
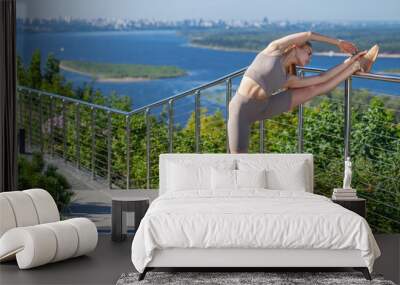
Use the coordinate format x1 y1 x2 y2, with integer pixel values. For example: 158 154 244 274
2 67 400 284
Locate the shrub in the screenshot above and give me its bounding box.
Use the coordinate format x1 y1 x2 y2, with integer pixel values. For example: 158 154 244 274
18 152 72 212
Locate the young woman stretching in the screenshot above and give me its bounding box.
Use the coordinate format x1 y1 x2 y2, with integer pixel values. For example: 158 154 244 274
227 31 379 153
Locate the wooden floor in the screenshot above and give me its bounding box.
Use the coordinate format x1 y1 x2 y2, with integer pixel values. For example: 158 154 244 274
1 234 398 285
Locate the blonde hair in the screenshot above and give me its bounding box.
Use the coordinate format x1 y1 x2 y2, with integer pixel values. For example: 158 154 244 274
283 41 312 76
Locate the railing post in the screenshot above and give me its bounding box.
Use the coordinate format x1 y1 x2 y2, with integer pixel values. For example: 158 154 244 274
19 89 23 129
28 91 33 149
168 99 174 153
259 120 265 153
297 104 304 153
107 111 112 189
344 77 352 159
226 78 232 153
39 93 43 153
49 96 54 156
91 107 96 180
195 90 200 153
126 115 131 190
145 108 150 189
75 103 80 169
62 99 67 162
297 70 305 153
17 89 26 154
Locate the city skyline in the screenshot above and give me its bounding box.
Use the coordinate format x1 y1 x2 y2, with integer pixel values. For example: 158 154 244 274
16 0 400 22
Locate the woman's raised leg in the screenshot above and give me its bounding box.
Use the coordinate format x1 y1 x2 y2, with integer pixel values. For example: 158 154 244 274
289 61 361 110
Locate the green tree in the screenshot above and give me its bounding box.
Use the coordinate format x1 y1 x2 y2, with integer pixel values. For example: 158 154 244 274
44 53 60 83
16 55 28 86
28 49 42 89
18 152 72 212
352 97 397 159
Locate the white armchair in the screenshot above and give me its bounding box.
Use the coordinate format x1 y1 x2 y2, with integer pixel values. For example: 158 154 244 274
0 188 98 269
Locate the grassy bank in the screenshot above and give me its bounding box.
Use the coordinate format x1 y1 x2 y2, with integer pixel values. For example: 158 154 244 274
60 60 187 81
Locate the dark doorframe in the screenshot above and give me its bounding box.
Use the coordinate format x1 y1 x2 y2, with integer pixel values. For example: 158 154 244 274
0 0 17 192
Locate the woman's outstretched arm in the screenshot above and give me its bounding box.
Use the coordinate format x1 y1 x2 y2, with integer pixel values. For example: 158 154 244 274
266 31 358 54
285 51 367 89
309 32 358 54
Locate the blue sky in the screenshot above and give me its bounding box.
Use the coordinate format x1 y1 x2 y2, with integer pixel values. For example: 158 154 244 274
17 0 400 22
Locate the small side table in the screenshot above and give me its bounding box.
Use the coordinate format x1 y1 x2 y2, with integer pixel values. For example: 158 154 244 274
332 198 366 218
112 196 150 242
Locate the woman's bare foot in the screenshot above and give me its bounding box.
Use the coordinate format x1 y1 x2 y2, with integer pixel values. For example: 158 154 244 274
357 44 379 73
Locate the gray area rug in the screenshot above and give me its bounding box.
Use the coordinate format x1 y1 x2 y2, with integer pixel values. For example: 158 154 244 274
116 271 395 285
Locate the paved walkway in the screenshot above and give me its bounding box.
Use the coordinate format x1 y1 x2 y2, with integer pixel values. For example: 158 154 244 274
43 155 158 230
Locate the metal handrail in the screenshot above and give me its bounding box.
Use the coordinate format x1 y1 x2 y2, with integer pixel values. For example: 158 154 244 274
128 67 400 115
128 67 246 115
17 67 400 117
17 86 130 115
300 67 400 83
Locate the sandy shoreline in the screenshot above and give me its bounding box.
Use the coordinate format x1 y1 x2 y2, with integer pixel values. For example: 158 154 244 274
188 43 255 53
59 63 151 82
188 43 400 58
96 77 150 83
